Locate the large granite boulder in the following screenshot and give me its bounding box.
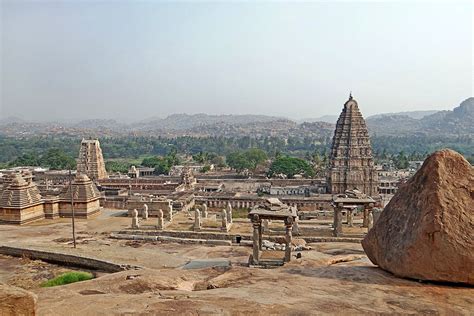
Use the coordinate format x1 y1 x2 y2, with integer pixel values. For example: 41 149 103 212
0 283 37 315
362 149 473 284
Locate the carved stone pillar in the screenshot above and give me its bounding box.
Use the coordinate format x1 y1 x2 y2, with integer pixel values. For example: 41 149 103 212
262 219 269 234
221 209 228 231
363 203 374 228
157 209 164 230
284 216 293 263
362 208 369 228
333 203 343 237
367 211 374 231
168 202 173 221
194 209 201 232
347 208 353 227
252 215 261 264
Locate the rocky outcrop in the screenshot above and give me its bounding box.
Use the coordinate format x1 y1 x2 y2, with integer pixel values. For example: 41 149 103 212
0 283 37 315
362 149 474 284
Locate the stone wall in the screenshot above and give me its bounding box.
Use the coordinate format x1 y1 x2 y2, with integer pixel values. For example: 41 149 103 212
0 203 45 225
100 196 127 209
43 198 59 219
58 199 101 218
117 229 361 244
0 246 138 272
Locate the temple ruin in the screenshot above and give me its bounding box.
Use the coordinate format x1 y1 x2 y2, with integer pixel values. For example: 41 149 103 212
328 95 378 196
76 139 108 181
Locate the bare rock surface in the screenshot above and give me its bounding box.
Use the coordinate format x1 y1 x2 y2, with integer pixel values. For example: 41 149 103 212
362 149 474 284
0 283 37 316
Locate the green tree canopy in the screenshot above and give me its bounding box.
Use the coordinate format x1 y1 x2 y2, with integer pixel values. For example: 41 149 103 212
141 150 181 176
40 148 76 170
268 155 315 178
226 148 267 172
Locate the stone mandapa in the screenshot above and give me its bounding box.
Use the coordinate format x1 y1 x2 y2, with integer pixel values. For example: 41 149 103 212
362 149 474 284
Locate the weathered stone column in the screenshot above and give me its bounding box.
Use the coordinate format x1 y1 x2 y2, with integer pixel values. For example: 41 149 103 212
194 209 201 231
226 207 233 224
284 217 293 263
142 204 149 220
168 202 173 221
157 209 164 230
347 208 353 227
221 209 228 231
362 208 369 228
262 219 269 233
258 223 263 250
292 211 300 235
131 209 139 229
363 203 374 228
202 203 208 218
367 211 374 231
252 215 261 264
333 204 343 237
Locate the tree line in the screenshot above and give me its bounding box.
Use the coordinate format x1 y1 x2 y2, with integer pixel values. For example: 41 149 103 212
1 134 472 173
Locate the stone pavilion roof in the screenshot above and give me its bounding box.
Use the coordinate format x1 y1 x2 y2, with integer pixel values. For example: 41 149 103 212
0 173 43 209
59 173 101 202
248 198 297 220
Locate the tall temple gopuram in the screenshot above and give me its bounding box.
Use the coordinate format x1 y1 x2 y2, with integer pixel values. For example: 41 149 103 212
76 139 108 181
328 94 378 196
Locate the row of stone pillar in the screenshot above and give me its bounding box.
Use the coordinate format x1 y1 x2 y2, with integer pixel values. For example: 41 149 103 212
333 203 379 237
204 200 256 209
131 204 166 230
194 203 233 232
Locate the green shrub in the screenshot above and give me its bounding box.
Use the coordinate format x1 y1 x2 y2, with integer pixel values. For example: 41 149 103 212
41 271 94 287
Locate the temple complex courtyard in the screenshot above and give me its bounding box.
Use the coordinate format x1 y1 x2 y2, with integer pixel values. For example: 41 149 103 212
0 209 472 315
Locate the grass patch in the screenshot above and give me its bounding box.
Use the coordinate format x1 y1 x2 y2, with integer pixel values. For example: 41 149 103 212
232 208 249 219
41 271 94 287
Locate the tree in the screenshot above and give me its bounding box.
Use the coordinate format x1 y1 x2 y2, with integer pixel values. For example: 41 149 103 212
105 161 131 173
268 156 315 178
226 152 252 172
393 151 409 169
210 155 226 167
8 153 40 167
226 148 267 172
40 149 76 170
200 165 211 173
245 148 268 169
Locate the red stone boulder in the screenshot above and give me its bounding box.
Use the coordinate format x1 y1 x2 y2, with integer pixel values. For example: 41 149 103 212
362 149 474 284
0 283 37 315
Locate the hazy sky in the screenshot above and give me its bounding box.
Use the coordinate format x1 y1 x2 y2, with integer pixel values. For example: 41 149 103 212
1 0 472 122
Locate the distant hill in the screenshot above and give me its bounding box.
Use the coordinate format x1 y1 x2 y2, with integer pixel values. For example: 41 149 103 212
72 119 128 131
1 99 472 138
298 115 339 124
132 113 287 131
367 98 474 136
368 110 439 120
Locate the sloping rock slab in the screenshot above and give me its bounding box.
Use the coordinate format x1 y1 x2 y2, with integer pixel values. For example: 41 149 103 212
362 149 474 284
0 283 37 316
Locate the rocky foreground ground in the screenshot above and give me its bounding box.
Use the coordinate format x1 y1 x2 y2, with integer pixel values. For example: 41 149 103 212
0 212 473 315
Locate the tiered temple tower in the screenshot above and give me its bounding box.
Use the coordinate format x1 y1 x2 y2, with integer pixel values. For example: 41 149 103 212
328 95 378 196
76 139 108 181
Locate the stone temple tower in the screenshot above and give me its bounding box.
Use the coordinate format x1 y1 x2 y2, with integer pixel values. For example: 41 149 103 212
328 95 378 196
76 139 108 181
